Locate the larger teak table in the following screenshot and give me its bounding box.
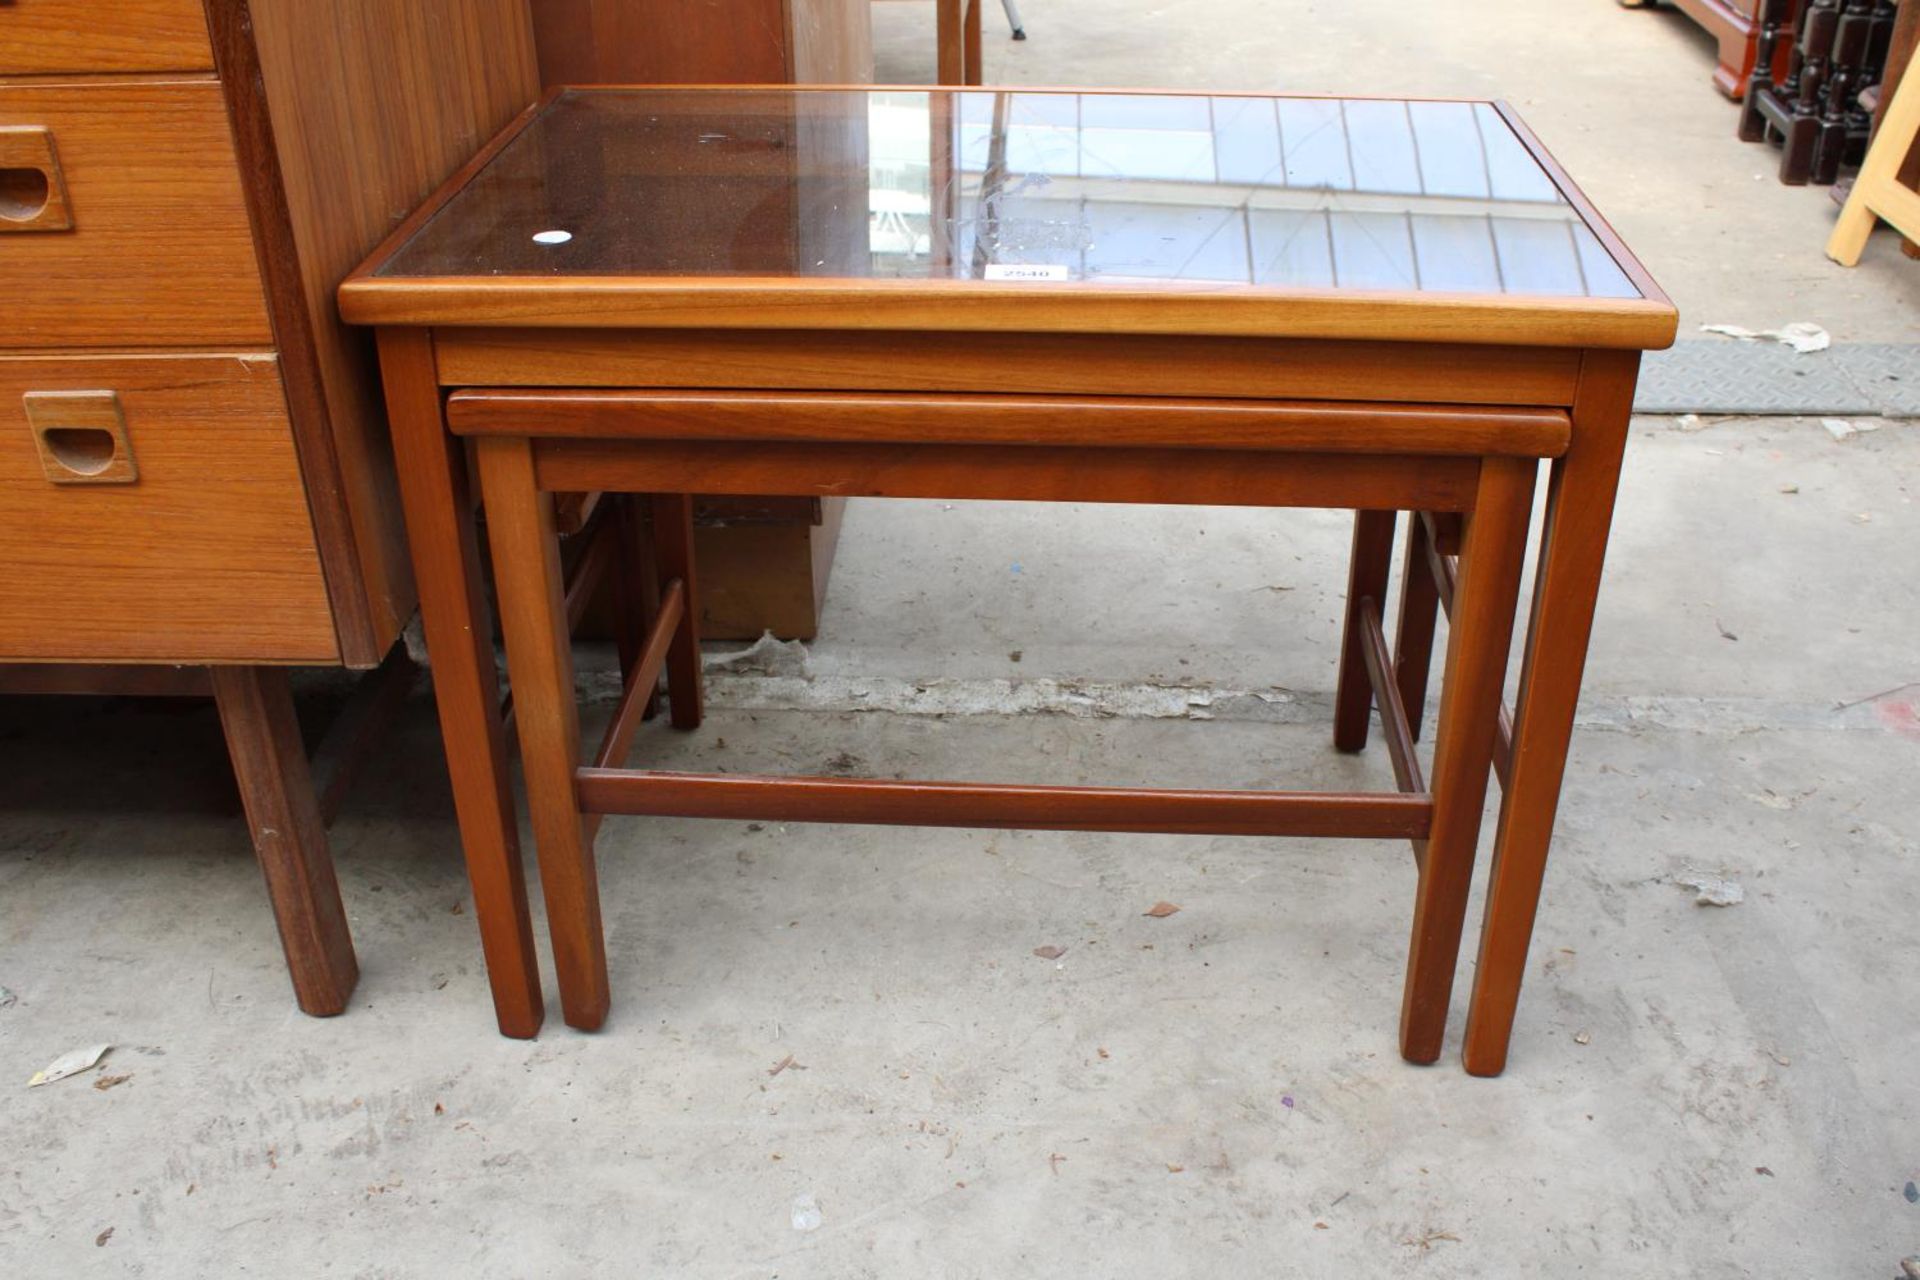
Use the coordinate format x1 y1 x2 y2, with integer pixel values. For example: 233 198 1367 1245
341 87 1676 1075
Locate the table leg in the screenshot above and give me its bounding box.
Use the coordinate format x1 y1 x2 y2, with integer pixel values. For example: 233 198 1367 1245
609 496 662 721
375 328 544 1039
1334 511 1397 752
211 665 358 1016
1393 512 1443 741
478 436 611 1031
651 494 705 730
1462 352 1638 1077
937 0 965 85
964 0 985 84
1399 457 1533 1065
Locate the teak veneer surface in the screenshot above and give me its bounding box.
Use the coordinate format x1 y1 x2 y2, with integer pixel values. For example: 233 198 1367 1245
0 353 337 663
235 0 542 662
431 330 1587 407
0 0 213 75
448 389 1572 456
0 79 270 349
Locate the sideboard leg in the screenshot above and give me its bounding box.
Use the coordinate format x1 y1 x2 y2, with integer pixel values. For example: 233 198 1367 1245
211 665 358 1017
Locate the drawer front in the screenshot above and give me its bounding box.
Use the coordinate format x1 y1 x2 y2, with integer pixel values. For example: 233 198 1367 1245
0 354 340 663
0 81 272 349
0 0 213 75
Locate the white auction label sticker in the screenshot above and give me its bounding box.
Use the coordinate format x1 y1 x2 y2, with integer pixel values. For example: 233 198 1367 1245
984 264 1069 281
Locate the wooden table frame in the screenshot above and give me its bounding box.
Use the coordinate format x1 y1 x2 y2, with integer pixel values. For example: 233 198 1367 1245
344 87 1674 1075
365 328 1644 1076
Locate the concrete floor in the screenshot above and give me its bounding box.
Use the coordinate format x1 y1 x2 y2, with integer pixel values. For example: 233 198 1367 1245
4 4 1918 1278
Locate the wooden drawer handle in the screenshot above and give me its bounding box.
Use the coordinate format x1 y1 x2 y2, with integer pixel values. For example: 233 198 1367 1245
0 126 74 233
24 391 139 484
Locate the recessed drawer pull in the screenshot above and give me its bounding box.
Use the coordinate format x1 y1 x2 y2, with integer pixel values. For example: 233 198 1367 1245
0 126 73 232
24 390 137 483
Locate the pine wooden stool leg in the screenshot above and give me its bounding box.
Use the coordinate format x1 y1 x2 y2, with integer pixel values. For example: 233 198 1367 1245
1827 52 1920 265
1399 458 1533 1065
211 665 358 1016
478 436 612 1031
1334 510 1398 751
650 494 705 731
376 329 545 1039
1394 512 1444 741
1462 354 1637 1076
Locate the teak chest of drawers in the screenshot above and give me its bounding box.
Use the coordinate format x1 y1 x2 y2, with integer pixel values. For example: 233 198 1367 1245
0 0 540 1011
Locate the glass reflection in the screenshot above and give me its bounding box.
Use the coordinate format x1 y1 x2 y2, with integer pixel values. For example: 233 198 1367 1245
380 88 1639 300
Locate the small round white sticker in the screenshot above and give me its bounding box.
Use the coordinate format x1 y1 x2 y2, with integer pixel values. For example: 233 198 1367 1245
532 229 573 246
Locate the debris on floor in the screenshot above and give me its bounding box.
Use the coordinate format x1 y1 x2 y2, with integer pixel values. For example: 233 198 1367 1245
790 1193 822 1232
1032 945 1067 960
708 631 812 678
1143 902 1181 918
1821 417 1882 441
1674 873 1745 907
27 1044 111 1088
1700 321 1832 354
0 986 15 1010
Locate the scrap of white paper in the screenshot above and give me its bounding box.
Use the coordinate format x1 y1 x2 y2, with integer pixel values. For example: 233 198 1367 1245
27 1044 110 1088
1699 321 1831 354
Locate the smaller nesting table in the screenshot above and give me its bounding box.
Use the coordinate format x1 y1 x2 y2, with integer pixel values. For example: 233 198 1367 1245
342 86 1676 1074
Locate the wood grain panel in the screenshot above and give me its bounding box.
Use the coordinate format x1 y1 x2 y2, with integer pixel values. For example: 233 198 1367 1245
448 388 1573 457
0 353 338 663
533 439 1482 512
0 79 269 348
341 275 1679 350
530 0 871 85
237 0 541 661
0 0 212 75
433 329 1587 408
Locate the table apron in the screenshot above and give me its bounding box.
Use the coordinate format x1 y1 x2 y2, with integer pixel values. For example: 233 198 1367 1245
529 438 1486 512
449 389 1571 458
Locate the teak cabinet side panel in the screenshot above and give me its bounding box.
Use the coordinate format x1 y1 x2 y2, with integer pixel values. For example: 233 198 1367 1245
529 0 872 84
238 0 542 664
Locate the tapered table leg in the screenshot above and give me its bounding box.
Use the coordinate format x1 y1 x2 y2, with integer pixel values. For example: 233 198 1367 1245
478 436 611 1031
650 494 705 730
1400 458 1533 1064
211 665 358 1016
1462 351 1639 1077
376 328 544 1039
1393 512 1443 741
1334 511 1398 752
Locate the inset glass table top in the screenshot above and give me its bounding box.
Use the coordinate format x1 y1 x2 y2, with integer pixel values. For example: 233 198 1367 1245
376 88 1643 301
